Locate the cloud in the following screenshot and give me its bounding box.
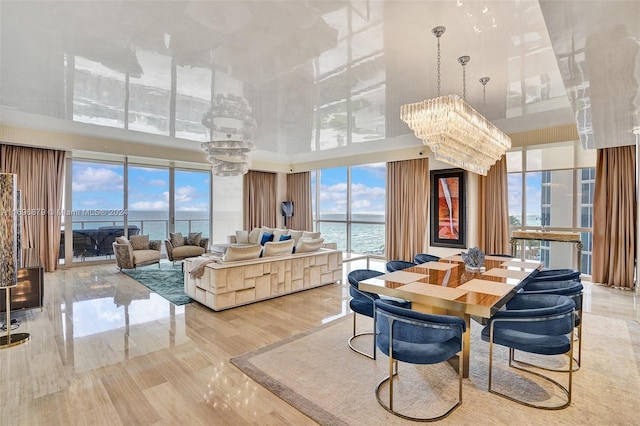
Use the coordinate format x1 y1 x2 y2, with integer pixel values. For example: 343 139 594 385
175 186 197 204
148 179 166 187
72 166 123 192
130 200 168 210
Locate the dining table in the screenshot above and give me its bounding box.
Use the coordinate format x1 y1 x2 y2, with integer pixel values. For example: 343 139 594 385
358 254 542 378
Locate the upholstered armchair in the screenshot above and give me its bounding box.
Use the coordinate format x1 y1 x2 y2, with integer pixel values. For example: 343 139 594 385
165 232 209 262
113 235 161 270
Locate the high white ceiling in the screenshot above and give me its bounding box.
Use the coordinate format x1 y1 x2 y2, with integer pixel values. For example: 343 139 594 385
0 1 638 165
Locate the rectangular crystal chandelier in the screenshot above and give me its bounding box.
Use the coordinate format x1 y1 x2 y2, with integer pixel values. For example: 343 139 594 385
401 26 511 176
401 94 511 175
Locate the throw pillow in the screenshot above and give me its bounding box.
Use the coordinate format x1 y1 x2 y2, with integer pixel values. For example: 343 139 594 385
187 232 202 246
248 228 262 244
263 239 295 257
279 234 292 241
130 234 150 250
260 232 274 245
272 228 287 241
223 244 262 262
235 230 250 244
170 232 184 247
115 236 129 245
296 238 324 253
261 226 275 235
288 229 304 244
302 231 321 240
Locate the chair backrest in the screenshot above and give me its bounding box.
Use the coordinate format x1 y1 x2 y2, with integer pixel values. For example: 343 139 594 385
347 269 384 300
522 280 583 310
502 294 575 336
374 300 466 363
386 260 416 272
413 253 440 264
532 268 581 282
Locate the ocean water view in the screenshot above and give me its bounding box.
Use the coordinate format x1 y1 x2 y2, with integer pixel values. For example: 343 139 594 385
316 213 385 254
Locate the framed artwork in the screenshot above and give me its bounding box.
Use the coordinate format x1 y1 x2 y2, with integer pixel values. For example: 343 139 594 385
430 169 466 248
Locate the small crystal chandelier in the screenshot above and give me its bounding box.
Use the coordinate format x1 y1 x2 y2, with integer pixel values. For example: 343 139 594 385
201 94 257 176
400 26 510 175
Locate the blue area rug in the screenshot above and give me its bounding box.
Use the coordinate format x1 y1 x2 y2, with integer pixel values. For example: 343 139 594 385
122 262 192 305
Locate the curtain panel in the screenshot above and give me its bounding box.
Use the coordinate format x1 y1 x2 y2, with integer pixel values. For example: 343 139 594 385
0 144 66 272
243 170 277 230
478 156 510 255
286 172 312 231
386 158 429 261
592 146 636 289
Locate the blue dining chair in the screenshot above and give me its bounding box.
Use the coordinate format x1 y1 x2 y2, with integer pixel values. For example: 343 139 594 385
347 270 411 359
530 268 581 283
520 279 584 371
482 293 575 409
374 300 466 421
386 260 416 272
413 253 440 264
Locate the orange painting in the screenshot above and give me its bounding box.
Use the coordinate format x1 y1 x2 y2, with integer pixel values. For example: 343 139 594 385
437 177 460 240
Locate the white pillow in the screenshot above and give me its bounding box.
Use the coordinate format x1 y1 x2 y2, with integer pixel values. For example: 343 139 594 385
288 229 304 244
301 231 321 240
223 244 262 262
296 238 324 253
235 230 249 244
261 226 275 235
263 239 295 257
248 228 263 244
272 228 288 241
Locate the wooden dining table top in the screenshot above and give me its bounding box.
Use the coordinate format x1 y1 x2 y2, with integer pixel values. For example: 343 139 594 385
358 255 542 318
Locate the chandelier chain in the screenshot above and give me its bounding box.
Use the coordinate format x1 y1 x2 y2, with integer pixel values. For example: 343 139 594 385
437 36 441 97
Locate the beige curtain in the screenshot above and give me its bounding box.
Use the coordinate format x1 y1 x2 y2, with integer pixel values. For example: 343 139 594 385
243 170 277 230
286 172 312 231
592 146 636 289
478 156 510 254
386 158 429 261
0 144 66 272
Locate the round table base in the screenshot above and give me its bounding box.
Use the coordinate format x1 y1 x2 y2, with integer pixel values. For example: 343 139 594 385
0 332 30 348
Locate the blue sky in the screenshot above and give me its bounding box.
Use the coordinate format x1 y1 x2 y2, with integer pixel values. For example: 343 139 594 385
316 163 386 215
72 161 210 212
508 172 542 219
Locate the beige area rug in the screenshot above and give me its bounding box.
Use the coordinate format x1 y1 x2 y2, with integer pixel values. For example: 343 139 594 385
231 313 640 425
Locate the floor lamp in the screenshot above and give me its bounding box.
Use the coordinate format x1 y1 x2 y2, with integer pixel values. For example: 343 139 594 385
0 173 29 348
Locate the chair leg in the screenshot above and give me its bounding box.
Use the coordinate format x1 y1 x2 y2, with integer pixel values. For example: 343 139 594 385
489 334 573 410
348 312 376 359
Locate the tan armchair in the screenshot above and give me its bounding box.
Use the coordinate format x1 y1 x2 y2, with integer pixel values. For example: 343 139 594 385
165 232 209 262
113 235 161 270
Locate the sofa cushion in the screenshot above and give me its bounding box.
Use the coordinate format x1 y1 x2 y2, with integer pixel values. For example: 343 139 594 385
263 239 295 257
272 228 287 241
187 232 202 246
296 238 324 253
130 234 150 250
132 249 161 264
302 231 321 240
223 244 262 262
170 232 185 247
248 228 263 244
260 232 274 245
288 229 304 244
235 230 250 244
261 226 275 235
173 245 205 258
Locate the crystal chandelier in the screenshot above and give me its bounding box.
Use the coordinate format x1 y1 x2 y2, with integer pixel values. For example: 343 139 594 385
400 26 510 175
201 94 257 176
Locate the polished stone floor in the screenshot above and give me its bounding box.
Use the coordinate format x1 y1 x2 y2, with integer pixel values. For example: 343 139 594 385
0 259 637 425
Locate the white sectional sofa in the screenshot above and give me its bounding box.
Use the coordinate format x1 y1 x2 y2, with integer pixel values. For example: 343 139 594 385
210 226 323 255
183 246 343 311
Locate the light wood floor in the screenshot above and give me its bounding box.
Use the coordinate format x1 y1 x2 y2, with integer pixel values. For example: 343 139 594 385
1 259 638 425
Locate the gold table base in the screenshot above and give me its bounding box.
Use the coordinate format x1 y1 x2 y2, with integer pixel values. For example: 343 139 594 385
0 332 30 348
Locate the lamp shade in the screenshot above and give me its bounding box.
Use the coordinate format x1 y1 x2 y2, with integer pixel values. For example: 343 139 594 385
0 173 18 288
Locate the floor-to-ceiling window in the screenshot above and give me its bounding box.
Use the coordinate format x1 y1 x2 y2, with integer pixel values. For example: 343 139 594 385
507 141 596 275
313 163 385 253
174 169 210 239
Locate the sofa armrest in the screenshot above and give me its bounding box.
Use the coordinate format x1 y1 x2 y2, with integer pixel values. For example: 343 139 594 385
227 235 237 243
113 242 134 270
149 240 161 251
164 240 175 261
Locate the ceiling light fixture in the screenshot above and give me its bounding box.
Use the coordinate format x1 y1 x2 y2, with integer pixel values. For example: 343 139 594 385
201 94 257 176
400 26 511 175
